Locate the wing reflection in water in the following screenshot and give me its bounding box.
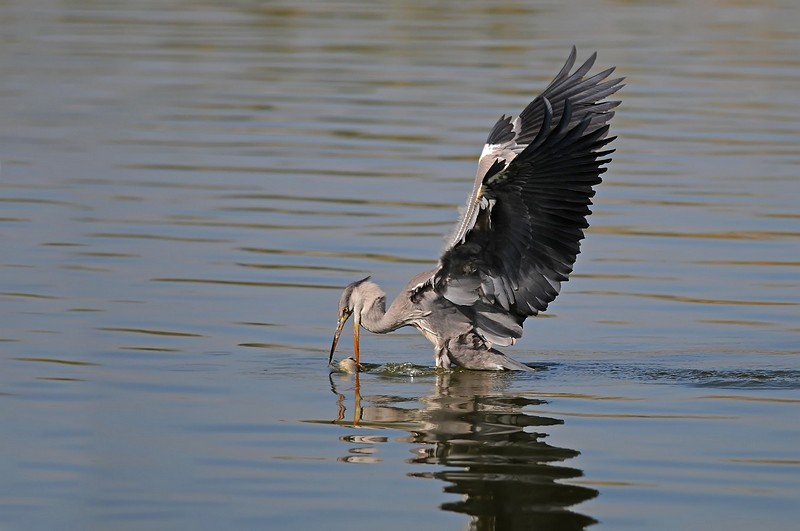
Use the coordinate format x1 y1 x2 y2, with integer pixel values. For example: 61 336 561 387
328 370 598 530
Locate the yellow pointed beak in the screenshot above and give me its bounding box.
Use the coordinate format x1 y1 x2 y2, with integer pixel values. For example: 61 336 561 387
353 313 360 367
328 310 361 370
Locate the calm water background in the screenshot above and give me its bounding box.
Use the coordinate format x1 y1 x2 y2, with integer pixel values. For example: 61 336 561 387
1 0 799 529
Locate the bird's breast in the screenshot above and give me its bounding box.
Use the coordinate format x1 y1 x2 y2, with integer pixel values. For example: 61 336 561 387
414 320 441 347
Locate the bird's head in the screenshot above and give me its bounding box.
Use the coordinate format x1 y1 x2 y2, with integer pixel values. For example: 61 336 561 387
328 276 372 367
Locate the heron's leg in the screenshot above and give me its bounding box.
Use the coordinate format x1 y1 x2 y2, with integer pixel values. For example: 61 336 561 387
435 346 451 369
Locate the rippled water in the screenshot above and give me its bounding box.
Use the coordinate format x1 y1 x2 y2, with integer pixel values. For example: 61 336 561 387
2 0 799 529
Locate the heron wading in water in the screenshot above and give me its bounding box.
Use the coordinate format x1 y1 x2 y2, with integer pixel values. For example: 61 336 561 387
329 47 623 371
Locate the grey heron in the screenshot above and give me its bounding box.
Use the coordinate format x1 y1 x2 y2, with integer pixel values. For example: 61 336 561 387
329 47 623 371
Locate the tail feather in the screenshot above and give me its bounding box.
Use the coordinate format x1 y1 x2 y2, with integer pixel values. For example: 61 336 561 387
446 335 534 371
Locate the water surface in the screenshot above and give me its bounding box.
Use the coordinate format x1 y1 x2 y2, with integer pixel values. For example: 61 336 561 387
1 0 799 529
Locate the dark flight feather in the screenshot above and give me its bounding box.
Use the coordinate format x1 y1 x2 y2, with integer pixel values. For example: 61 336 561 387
432 47 624 346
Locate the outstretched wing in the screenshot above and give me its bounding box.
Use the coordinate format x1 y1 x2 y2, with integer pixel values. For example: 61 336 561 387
431 47 624 346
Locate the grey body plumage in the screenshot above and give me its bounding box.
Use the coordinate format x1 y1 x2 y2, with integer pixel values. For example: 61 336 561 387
329 47 623 371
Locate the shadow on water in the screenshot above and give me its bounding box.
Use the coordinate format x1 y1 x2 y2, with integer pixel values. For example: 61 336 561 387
327 370 598 530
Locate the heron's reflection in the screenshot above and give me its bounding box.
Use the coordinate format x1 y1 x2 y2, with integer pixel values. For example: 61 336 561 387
329 370 598 529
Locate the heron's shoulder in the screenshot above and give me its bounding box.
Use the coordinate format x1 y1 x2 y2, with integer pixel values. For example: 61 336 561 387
407 269 438 301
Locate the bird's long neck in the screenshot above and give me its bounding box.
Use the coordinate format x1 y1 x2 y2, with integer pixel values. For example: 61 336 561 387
358 288 411 334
